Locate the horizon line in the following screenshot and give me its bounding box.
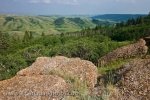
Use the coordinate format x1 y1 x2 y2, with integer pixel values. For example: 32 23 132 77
0 13 148 16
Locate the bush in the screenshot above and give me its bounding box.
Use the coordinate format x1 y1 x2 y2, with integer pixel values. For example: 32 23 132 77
0 54 27 80
0 32 131 80
19 44 48 65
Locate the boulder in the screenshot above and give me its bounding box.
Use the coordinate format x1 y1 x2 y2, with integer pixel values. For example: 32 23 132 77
0 75 69 100
117 59 150 100
0 56 98 99
98 39 148 66
17 56 98 89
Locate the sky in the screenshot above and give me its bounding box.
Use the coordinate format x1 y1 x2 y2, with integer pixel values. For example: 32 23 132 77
0 0 150 15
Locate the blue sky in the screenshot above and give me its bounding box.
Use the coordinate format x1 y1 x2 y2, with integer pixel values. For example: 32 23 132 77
0 0 150 15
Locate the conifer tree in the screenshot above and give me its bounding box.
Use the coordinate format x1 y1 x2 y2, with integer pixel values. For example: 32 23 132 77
148 12 150 16
29 31 33 40
60 33 65 44
23 31 30 42
0 31 9 50
41 32 45 37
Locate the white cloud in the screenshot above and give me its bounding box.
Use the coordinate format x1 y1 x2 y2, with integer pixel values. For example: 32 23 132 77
30 0 51 4
57 0 78 5
28 0 78 5
114 0 137 3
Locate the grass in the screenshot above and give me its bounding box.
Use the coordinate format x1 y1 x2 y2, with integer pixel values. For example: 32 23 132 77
97 58 131 86
49 69 102 100
101 84 122 100
98 58 130 75
96 59 129 100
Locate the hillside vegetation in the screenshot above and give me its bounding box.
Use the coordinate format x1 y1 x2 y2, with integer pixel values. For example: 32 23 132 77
0 14 142 37
71 14 150 42
0 13 150 81
0 13 150 100
0 15 113 37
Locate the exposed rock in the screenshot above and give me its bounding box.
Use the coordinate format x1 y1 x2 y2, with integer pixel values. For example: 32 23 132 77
17 56 98 89
0 75 69 100
98 39 148 66
95 58 150 100
0 56 98 99
116 59 150 100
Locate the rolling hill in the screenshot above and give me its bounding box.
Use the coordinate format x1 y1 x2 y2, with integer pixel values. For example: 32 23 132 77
0 15 114 37
92 14 146 22
0 14 147 37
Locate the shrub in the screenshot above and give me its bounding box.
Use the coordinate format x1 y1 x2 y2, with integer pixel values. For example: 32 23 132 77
0 54 27 80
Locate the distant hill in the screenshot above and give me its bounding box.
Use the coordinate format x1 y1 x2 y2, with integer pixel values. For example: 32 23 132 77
1 14 147 37
92 14 146 22
0 15 113 37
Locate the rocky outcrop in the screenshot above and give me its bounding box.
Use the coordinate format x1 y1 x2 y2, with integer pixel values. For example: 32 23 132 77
95 58 150 100
0 56 98 100
17 56 98 89
117 59 150 100
98 39 148 66
0 75 69 100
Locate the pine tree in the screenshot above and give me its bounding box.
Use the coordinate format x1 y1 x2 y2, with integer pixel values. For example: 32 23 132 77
23 31 30 42
29 31 33 40
148 12 150 16
131 18 136 25
120 21 124 27
41 32 45 37
136 17 143 24
60 33 65 44
0 31 9 50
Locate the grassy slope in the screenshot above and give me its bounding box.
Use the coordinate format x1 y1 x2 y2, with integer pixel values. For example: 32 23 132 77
0 15 105 37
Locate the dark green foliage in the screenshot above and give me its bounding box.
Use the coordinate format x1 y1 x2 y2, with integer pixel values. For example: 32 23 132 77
41 32 45 36
112 15 150 41
5 16 14 22
23 31 34 42
20 45 46 65
68 18 85 25
0 32 130 80
148 12 150 16
126 18 136 25
54 17 65 26
91 14 150 41
29 31 33 40
40 35 129 65
0 31 10 54
23 31 30 42
60 33 65 44
0 54 27 80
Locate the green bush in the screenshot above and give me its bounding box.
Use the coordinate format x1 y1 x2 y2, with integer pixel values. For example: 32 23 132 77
19 44 48 65
0 32 131 80
0 54 27 80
